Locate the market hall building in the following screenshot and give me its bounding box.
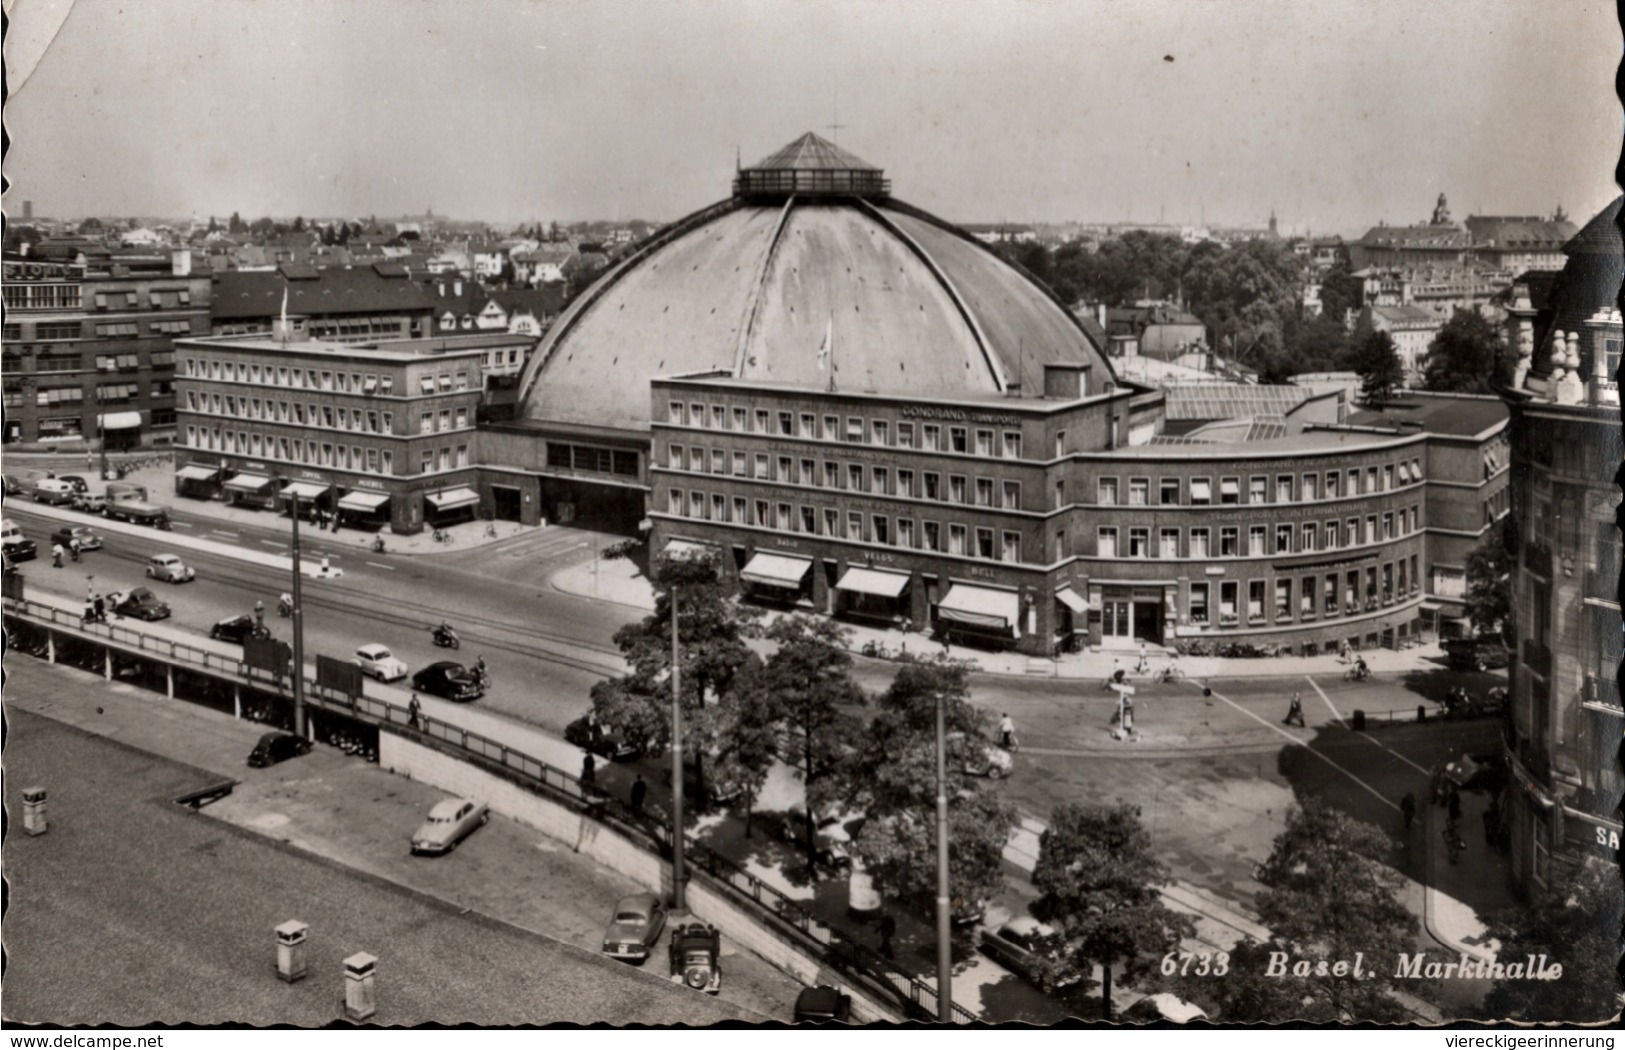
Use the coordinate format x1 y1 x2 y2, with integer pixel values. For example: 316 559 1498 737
508 132 1511 656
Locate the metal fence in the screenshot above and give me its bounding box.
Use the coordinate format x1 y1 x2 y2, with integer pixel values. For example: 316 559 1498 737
1 596 977 1024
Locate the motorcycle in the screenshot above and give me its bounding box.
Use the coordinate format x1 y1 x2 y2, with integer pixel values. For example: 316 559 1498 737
277 597 294 618
432 624 461 650
1344 662 1370 682
371 535 387 554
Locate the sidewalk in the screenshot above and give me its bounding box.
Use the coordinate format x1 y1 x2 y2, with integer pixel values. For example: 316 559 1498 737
550 553 1452 681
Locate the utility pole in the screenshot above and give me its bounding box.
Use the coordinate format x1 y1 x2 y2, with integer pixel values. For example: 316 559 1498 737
934 691 952 1022
290 493 307 738
670 584 686 912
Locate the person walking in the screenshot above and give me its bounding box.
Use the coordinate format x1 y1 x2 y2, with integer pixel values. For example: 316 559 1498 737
408 692 423 731
1283 692 1306 727
999 713 1016 750
69 537 81 562
581 753 597 795
1338 639 1352 664
630 773 648 815
1136 642 1148 674
254 599 265 629
1401 792 1417 831
51 543 64 569
93 594 106 623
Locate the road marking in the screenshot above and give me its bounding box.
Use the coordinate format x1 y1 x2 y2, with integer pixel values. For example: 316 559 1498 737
1307 676 1431 776
365 561 395 571
209 529 239 538
170 521 194 529
259 539 286 549
1205 684 1399 812
1305 676 1347 727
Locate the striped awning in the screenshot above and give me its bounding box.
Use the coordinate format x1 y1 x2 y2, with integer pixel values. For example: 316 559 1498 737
175 464 221 482
937 584 1020 632
338 490 390 512
224 472 273 493
1055 586 1088 614
425 486 479 511
836 566 909 598
740 551 812 588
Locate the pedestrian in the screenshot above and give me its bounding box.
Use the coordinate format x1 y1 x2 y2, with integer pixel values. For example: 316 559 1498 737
630 773 647 814
1136 642 1148 674
999 713 1015 749
93 595 106 623
1122 702 1135 734
1401 792 1417 831
51 543 64 568
581 753 597 795
1283 692 1306 727
1447 787 1462 823
1339 639 1352 664
254 599 265 628
69 537 81 562
877 913 897 960
407 692 422 730
942 632 952 654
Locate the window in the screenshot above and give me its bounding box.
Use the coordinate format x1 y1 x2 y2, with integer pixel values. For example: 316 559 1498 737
738 498 751 524
1001 531 1021 563
975 527 994 558
1190 478 1212 505
1159 527 1179 559
1382 512 1393 540
756 501 770 526
1275 579 1292 618
1249 525 1267 556
924 472 941 500
948 524 967 555
1325 522 1339 549
779 456 794 482
421 450 434 475
716 495 731 522
1301 522 1316 551
949 427 967 452
874 420 890 446
823 461 838 487
1161 478 1181 505
1366 467 1378 494
1275 525 1292 554
715 405 729 430
1128 478 1149 505
1055 430 1067 457
823 414 839 439
1220 582 1238 622
1189 528 1210 559
1383 465 1394 490
801 458 816 484
456 445 469 468
1189 583 1210 623
1350 517 1362 544
1220 527 1239 557
1276 475 1293 503
1098 477 1119 505
848 464 865 491
777 503 793 530
975 429 993 456
711 449 726 474
923 520 941 551
1098 527 1118 559
778 412 793 436
737 408 752 431
1002 431 1021 459
754 409 770 434
756 453 771 480
1248 581 1265 620
1325 575 1340 615
1129 527 1149 558
874 467 890 494
824 508 841 537
1001 480 1020 509
1366 515 1378 543
1220 478 1240 504
898 518 916 548
735 451 749 476
691 492 706 518
455 407 468 428
950 475 967 503
1325 471 1339 498
975 478 994 506
798 506 815 533
1347 468 1360 495
668 445 685 470
846 417 865 442
1302 473 1318 500
799 413 815 437
898 423 915 448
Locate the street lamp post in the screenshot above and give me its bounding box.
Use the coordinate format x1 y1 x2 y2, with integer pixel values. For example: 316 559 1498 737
934 691 952 1022
287 488 307 738
670 583 686 912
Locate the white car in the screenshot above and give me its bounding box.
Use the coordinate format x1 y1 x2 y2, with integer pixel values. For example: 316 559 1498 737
410 797 489 855
145 554 196 583
355 644 408 682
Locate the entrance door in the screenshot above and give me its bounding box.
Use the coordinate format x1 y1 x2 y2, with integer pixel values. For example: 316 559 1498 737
1102 600 1131 638
1132 601 1162 643
491 485 522 521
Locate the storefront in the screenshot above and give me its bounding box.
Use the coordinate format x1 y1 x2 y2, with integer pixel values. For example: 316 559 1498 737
1054 585 1089 651
278 481 333 517
223 471 277 509
738 550 813 608
175 463 223 500
424 485 481 527
934 582 1021 649
97 411 143 452
833 565 911 626
1099 586 1166 644
337 489 391 528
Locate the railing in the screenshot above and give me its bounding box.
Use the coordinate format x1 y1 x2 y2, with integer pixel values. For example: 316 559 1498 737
1 596 976 1024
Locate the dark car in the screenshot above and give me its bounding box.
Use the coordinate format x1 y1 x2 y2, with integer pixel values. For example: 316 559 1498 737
979 916 1078 988
667 922 722 994
57 475 89 494
210 614 263 644
411 661 484 702
793 986 853 1023
3 536 38 562
108 586 170 621
601 891 666 962
1443 637 1510 672
566 714 641 760
2 475 23 496
247 731 311 768
51 526 104 552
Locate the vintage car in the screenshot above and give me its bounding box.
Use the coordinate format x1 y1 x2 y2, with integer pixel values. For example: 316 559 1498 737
411 661 484 702
565 714 641 760
210 614 265 644
247 731 311 769
107 586 171 621
145 554 196 583
601 892 666 962
410 797 489 855
793 986 854 1024
1443 636 1511 672
779 803 861 869
51 526 104 552
354 644 408 682
667 922 722 995
978 915 1077 988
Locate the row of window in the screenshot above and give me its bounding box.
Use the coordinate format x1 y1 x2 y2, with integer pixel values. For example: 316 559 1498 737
2 284 83 311
2 314 200 342
1183 557 1421 625
545 442 641 478
1096 460 1423 507
183 358 476 396
666 487 1025 563
1098 507 1420 559
666 400 1026 458
183 425 470 475
9 350 173 374
664 444 1024 508
182 391 421 434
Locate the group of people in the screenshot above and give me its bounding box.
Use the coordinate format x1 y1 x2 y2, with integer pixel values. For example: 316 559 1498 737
81 593 108 624
50 538 83 568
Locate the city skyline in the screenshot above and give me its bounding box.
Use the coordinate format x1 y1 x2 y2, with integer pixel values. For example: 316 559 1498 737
2 0 1619 234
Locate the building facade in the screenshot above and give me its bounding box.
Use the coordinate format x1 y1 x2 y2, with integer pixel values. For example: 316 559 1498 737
2 250 211 446
172 320 486 533
210 264 438 344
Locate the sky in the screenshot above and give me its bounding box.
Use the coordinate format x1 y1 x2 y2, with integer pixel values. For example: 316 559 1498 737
2 0 1620 234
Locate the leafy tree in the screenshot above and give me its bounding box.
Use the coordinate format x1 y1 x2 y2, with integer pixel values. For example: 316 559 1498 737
207 216 220 234
292 216 305 232
704 659 781 836
1316 259 1362 325
78 217 104 233
588 552 758 806
1423 310 1510 393
565 255 609 304
1202 800 1416 1022
845 660 1016 912
1479 857 1623 1022
228 211 243 234
734 616 864 863
1031 803 1195 1019
1347 327 1403 407
1465 518 1513 642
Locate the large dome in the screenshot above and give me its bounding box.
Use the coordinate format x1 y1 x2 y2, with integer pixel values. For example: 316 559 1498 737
517 133 1113 432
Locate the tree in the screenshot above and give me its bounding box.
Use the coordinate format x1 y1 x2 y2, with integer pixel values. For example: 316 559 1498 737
1201 800 1417 1022
207 216 220 234
734 616 864 863
292 215 306 232
1031 803 1195 1019
1316 259 1362 326
1423 310 1510 393
1347 327 1403 408
704 660 780 837
1464 517 1513 642
845 660 1016 912
1479 857 1623 1022
588 552 758 807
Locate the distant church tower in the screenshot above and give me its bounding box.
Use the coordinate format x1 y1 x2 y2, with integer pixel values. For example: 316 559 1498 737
1430 193 1452 226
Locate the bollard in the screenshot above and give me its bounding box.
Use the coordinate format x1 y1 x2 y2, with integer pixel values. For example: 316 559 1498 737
343 952 377 1021
275 921 309 982
1417 705 1427 723
1351 709 1366 731
22 786 47 835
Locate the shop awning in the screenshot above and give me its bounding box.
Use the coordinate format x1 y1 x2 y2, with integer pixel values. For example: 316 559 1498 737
937 583 1020 632
663 538 717 561
97 411 142 430
280 481 332 501
338 490 391 512
740 551 812 589
1055 586 1088 614
175 464 221 483
836 566 909 598
224 472 274 493
425 486 479 511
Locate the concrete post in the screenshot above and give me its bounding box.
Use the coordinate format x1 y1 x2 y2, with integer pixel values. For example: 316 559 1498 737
275 921 308 983
22 786 47 835
104 648 113 680
343 953 377 1021
166 664 175 699
45 631 55 664
234 685 242 720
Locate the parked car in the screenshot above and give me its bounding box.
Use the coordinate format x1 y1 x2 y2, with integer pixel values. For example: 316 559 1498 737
1443 637 1510 672
210 614 263 644
51 526 105 552
565 714 641 760
779 804 860 868
410 797 489 855
247 731 311 768
354 644 408 682
57 475 89 494
601 892 667 962
411 661 483 702
71 491 108 514
1120 993 1209 1023
104 499 171 529
144 553 196 583
2 520 38 562
107 586 170 621
31 478 77 505
667 922 722 994
793 986 854 1024
979 916 1077 988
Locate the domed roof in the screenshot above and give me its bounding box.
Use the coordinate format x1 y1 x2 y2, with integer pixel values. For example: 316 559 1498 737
518 134 1113 432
